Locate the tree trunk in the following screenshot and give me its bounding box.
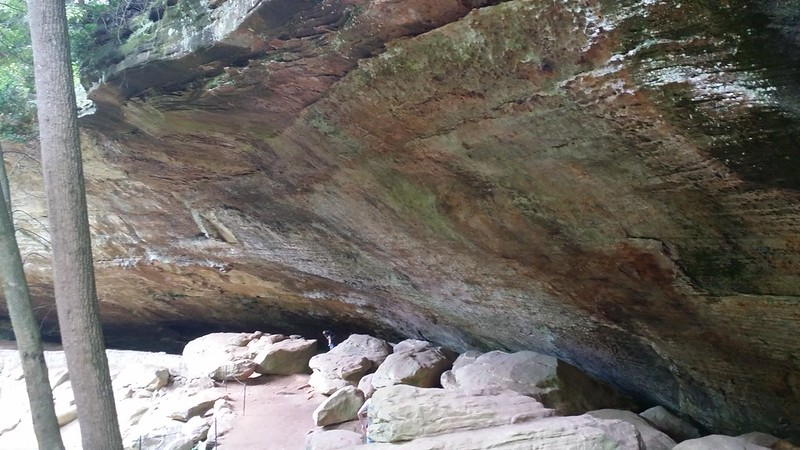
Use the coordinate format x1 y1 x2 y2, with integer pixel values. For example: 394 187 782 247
25 0 124 448
0 146 66 450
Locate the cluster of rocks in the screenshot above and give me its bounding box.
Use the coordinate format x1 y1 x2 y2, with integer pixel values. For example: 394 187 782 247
2 332 798 450
0 331 320 450
301 334 798 450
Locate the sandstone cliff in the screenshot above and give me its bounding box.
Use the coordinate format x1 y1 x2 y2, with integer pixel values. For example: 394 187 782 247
2 0 799 440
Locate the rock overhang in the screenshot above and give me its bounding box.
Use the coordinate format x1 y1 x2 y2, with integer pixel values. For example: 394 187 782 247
2 0 799 441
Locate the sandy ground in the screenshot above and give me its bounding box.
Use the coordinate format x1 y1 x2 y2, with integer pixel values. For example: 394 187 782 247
0 341 335 450
216 374 327 450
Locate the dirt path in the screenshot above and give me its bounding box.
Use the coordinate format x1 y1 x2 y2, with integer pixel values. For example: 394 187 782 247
216 374 326 450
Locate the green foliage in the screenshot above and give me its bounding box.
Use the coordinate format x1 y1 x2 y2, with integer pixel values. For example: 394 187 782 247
0 0 34 140
0 0 153 141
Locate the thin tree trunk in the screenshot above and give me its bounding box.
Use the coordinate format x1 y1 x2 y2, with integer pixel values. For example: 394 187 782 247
0 145 65 450
25 0 124 448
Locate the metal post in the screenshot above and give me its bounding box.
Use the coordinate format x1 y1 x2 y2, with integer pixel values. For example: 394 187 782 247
243 383 247 416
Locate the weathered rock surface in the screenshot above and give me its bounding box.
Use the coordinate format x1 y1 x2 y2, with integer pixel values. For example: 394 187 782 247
362 415 642 450
312 385 365 427
441 350 638 415
166 389 226 422
357 373 376 399
181 332 260 381
305 429 365 450
2 0 800 440
114 365 172 393
368 384 554 442
371 339 454 389
640 405 701 443
673 434 772 450
309 353 372 395
587 409 676 450
329 334 393 370
254 337 317 375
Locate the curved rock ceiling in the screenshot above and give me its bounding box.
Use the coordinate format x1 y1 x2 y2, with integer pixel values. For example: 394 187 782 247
2 0 799 441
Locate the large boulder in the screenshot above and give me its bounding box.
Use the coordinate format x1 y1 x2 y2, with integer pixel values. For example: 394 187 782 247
673 434 771 450
440 350 557 395
640 405 701 442
181 332 262 381
254 337 318 375
587 409 675 450
361 415 642 450
329 334 393 370
442 350 638 415
312 386 366 427
367 384 555 443
371 340 454 389
309 353 372 395
114 366 171 393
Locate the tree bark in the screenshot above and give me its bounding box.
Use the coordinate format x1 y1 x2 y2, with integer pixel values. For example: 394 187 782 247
0 146 65 450
25 0 124 448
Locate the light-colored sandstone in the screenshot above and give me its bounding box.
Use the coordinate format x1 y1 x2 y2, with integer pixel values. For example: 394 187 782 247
368 384 554 442
313 386 366 427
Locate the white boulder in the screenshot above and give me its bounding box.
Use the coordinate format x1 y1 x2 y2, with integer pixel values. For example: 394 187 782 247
367 384 555 443
309 353 372 395
181 332 262 381
442 350 636 415
329 334 393 369
371 340 454 389
362 414 642 449
313 386 366 427
440 350 559 396
254 337 317 375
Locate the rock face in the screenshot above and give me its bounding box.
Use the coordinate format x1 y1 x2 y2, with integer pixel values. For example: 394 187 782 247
2 0 799 441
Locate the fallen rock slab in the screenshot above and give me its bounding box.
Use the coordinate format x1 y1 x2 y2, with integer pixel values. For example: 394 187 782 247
360 414 642 449
368 384 555 443
167 389 226 422
587 409 674 450
640 405 701 442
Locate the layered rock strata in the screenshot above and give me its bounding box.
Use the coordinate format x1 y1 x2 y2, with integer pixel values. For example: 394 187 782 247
2 0 799 439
